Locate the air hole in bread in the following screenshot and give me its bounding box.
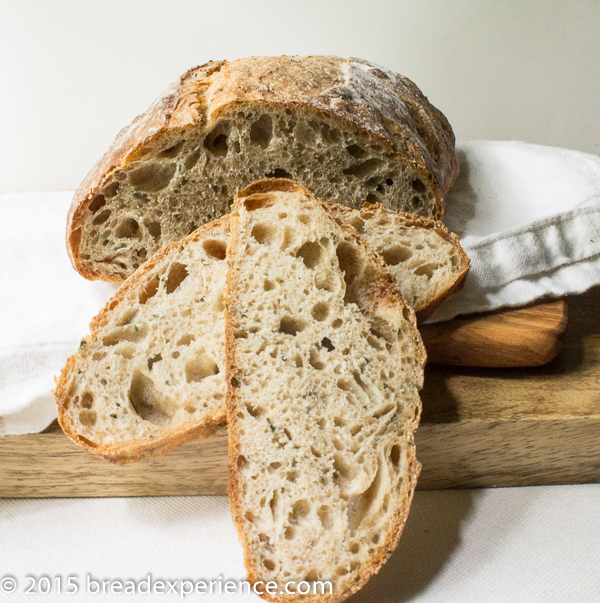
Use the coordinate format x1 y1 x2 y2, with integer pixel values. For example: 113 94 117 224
347 216 365 233
249 114 273 148
203 121 230 157
103 324 148 346
116 307 139 327
251 223 277 245
382 245 413 266
284 526 295 540
336 241 363 304
267 461 281 473
279 316 307 336
158 140 184 159
289 500 310 524
101 181 119 198
115 217 140 239
263 279 275 291
79 409 97 427
317 505 334 530
265 168 292 179
165 262 189 294
246 403 264 418
390 445 401 473
185 405 196 413
183 148 202 170
128 162 176 192
309 349 324 370
415 262 439 279
386 178 394 186
263 559 275 571
411 178 427 193
138 277 159 304
345 144 367 159
350 542 360 554
81 392 94 409
321 337 335 352
147 354 162 370
172 351 180 359
296 240 322 269
311 302 329 322
412 195 423 208
305 570 319 582
237 455 248 469
365 193 379 205
93 209 111 225
373 403 395 419
347 460 383 531
185 353 219 383
146 221 161 241
202 239 227 260
115 344 136 359
129 371 173 426
88 194 106 213
281 225 295 250
177 334 194 346
343 158 383 179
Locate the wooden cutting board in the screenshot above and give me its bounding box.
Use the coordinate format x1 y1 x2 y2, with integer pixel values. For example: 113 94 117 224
1 290 598 497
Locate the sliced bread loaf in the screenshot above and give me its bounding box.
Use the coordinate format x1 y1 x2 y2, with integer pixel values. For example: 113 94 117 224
56 179 466 464
55 216 230 464
67 55 458 282
225 180 426 601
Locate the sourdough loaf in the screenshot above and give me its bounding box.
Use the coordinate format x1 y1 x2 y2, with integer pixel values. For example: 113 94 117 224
56 179 467 463
225 179 425 602
67 56 458 282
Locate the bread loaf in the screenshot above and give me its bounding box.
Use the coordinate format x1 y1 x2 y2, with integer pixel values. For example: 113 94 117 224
225 179 425 601
67 56 458 282
56 179 467 464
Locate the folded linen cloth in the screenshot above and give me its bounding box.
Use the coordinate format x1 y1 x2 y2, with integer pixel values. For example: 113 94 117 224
2 140 600 434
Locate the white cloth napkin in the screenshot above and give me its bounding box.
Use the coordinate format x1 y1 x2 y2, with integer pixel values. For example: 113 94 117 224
2 141 600 434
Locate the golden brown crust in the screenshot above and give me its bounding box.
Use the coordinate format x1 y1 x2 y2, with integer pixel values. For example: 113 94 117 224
55 214 231 464
67 56 458 281
224 179 426 603
329 201 470 321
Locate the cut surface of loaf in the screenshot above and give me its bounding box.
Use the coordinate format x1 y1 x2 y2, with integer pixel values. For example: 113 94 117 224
330 202 470 320
225 180 426 602
55 217 230 464
67 55 459 282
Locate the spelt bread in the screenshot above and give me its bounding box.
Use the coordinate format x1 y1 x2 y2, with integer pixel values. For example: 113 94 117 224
67 55 459 282
225 180 426 602
55 179 466 463
55 216 230 464
330 202 469 320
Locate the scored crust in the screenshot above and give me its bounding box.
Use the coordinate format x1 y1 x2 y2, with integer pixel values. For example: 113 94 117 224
225 179 426 602
67 56 459 282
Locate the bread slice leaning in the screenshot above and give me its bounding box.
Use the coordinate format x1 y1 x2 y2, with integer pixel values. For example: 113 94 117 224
225 180 426 602
67 55 458 282
55 217 230 464
330 202 469 320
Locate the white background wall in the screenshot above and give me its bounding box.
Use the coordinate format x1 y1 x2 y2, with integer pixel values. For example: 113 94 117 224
0 0 599 191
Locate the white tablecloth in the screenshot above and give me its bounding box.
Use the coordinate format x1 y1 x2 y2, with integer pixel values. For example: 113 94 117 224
1 486 598 602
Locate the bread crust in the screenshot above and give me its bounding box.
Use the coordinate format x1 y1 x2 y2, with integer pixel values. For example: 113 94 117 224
55 215 231 465
67 56 458 281
225 179 426 602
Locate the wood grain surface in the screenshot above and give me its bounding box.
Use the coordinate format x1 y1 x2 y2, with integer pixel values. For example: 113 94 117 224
1 290 598 497
421 300 568 367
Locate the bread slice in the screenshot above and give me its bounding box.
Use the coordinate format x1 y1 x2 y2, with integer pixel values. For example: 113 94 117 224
225 180 426 602
56 178 466 464
55 216 230 464
67 55 458 282
330 202 469 320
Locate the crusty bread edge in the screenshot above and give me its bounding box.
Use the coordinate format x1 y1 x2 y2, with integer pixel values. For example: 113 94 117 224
224 178 425 603
329 202 470 321
54 214 231 465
